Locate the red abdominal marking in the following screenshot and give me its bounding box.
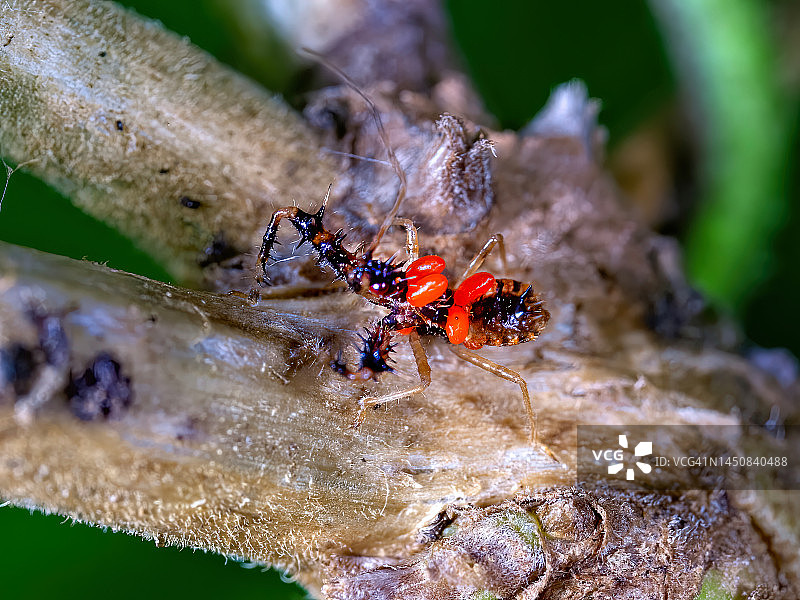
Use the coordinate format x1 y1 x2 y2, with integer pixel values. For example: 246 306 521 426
403 259 497 345
445 306 469 344
404 255 449 308
442 272 498 345
407 274 448 307
405 255 446 278
454 272 496 307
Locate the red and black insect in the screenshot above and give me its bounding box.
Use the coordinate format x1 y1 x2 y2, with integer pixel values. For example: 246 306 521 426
255 53 550 445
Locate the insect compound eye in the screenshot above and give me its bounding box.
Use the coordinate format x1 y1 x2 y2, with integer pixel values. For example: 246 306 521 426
454 272 496 307
407 274 448 307
406 255 446 279
445 305 469 344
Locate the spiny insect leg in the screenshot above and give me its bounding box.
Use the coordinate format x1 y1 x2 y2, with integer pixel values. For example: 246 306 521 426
454 233 508 287
354 330 432 428
256 192 331 285
331 318 396 381
256 207 300 285
447 345 553 459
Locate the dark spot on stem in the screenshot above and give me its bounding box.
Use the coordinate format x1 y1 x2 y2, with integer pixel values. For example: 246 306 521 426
66 352 133 421
180 196 201 209
159 168 170 174
0 343 37 396
307 101 350 140
2 309 71 401
98 50 106 57
198 234 240 268
174 417 200 441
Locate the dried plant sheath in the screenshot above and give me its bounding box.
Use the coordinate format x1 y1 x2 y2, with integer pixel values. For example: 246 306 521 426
0 0 336 285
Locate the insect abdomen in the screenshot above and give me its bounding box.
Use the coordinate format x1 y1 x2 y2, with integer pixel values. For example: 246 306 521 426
465 279 549 348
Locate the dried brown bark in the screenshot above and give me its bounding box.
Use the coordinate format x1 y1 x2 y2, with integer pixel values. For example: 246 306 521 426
0 1 798 599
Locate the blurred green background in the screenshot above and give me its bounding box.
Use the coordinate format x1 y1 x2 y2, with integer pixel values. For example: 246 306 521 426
1 0 797 597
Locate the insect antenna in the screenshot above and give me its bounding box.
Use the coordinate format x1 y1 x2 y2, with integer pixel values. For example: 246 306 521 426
301 47 408 255
320 148 393 167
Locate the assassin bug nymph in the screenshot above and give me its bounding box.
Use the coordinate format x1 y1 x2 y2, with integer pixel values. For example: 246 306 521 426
255 54 550 445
